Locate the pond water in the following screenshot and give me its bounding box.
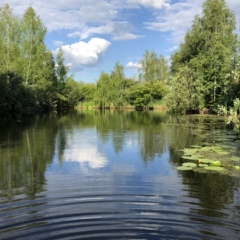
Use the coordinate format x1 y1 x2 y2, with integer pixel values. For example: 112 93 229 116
0 111 239 239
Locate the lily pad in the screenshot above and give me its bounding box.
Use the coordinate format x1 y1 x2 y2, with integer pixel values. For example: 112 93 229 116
183 149 197 155
199 147 213 152
204 166 225 171
182 155 200 161
233 166 240 170
198 159 214 164
198 163 208 167
230 156 240 162
177 166 193 171
210 160 222 167
182 162 197 167
216 151 229 155
191 145 202 148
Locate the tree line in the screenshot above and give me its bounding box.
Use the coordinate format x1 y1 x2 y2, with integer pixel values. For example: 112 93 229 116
0 0 240 116
0 4 80 115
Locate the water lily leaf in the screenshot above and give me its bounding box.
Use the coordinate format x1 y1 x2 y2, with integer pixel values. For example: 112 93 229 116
182 162 197 167
182 155 199 161
218 151 229 155
199 147 213 152
191 145 202 148
230 156 240 162
177 166 193 171
212 147 224 152
191 155 204 158
199 159 214 164
183 148 197 155
210 161 221 167
204 166 225 171
198 163 208 167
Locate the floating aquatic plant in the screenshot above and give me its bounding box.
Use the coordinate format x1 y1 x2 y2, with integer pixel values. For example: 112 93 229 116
177 166 193 171
182 162 197 167
177 145 240 177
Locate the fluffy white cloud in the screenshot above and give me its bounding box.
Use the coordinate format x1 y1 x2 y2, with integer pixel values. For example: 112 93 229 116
126 61 142 69
58 38 110 70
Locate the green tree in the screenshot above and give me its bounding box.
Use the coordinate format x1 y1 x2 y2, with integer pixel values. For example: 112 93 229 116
20 7 49 85
95 71 111 108
81 83 96 102
139 50 170 83
165 66 205 113
128 82 152 108
171 0 238 109
0 4 20 76
109 62 127 108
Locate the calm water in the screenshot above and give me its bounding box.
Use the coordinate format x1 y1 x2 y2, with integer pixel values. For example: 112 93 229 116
0 111 239 240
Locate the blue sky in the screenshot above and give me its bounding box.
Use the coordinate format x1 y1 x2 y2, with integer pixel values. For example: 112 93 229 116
3 0 240 83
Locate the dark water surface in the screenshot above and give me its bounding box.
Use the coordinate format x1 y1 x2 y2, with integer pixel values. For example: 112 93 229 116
0 111 239 239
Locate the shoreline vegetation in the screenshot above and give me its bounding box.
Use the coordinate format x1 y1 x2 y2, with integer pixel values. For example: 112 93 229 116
0 0 239 132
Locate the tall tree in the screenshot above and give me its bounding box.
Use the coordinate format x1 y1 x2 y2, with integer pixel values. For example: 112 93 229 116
109 62 126 108
139 50 169 83
20 7 48 85
171 0 238 109
95 71 111 108
0 4 20 77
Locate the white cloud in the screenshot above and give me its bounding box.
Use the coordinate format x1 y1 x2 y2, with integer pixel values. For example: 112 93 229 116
64 144 107 169
3 0 240 47
68 22 141 40
144 0 240 44
54 41 64 47
145 1 203 43
127 0 170 9
57 38 110 70
126 61 142 69
166 45 178 52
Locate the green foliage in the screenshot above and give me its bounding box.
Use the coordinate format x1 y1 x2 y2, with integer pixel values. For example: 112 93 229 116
128 82 152 107
0 4 20 75
0 72 36 114
170 0 238 109
80 83 96 102
128 81 168 108
217 98 240 134
20 6 48 85
95 71 111 108
139 50 170 83
227 98 240 133
0 4 81 115
165 66 205 113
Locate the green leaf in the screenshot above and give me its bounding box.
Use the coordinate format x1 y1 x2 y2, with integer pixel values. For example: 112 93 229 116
204 166 225 171
210 160 221 167
177 166 193 171
198 159 214 164
182 155 200 161
182 162 197 167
